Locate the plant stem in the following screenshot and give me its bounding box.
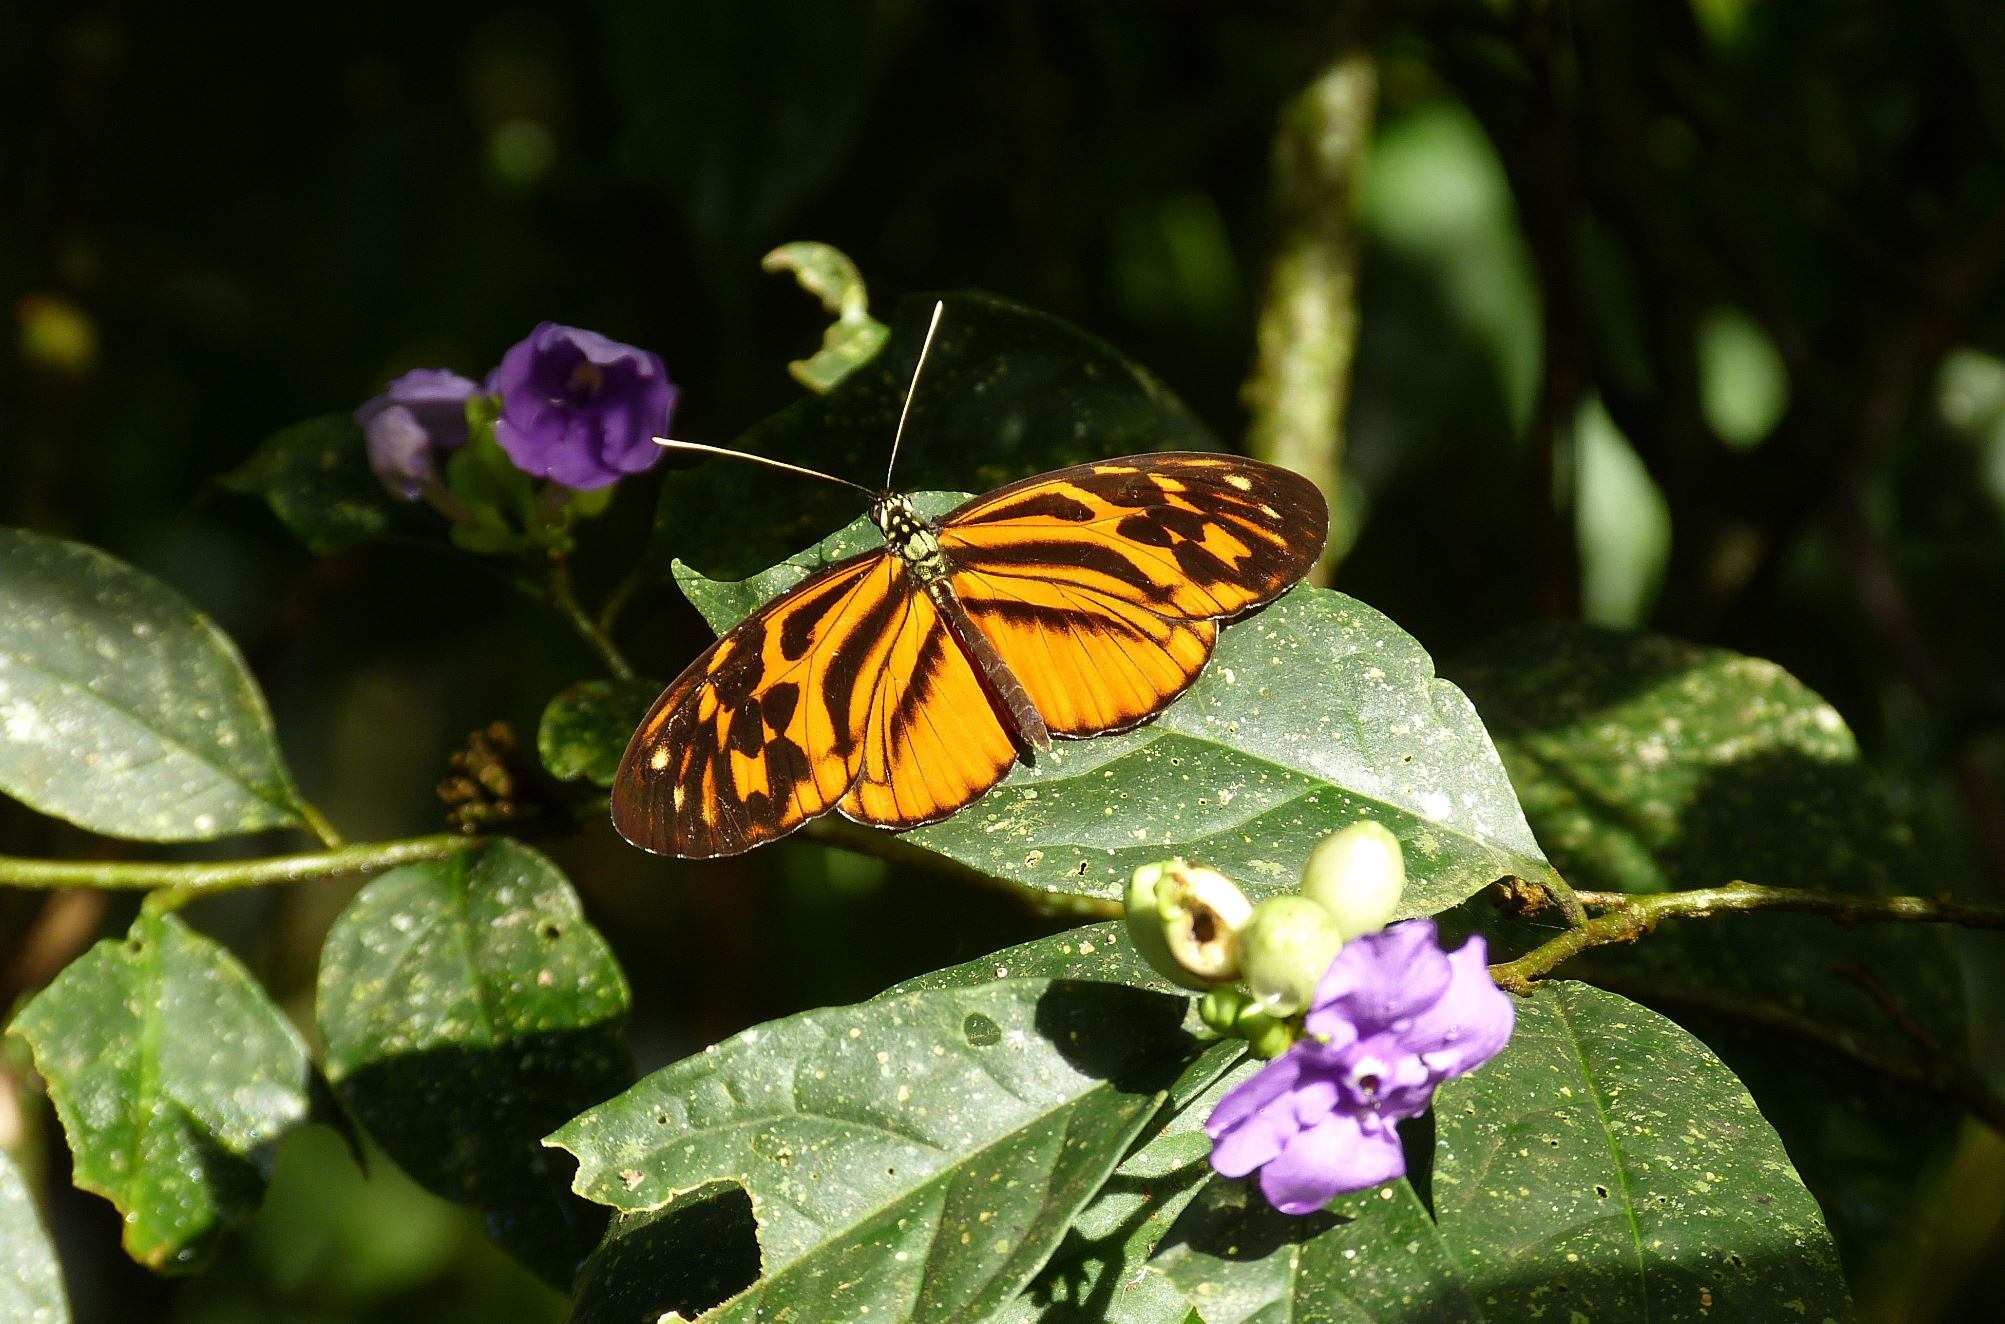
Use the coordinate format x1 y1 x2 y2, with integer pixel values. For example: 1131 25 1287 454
1492 880 2005 992
297 800 345 849
0 834 478 896
1243 44 1376 586
546 557 637 681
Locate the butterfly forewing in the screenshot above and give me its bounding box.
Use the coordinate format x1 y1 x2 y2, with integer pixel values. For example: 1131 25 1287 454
613 451 1327 857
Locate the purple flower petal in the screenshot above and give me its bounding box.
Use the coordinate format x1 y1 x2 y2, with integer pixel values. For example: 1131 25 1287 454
1404 935 1515 1081
1304 919 1452 1043
1257 1111 1407 1214
488 323 676 490
354 369 480 501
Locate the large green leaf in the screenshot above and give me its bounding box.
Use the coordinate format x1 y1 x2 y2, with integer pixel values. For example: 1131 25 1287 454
999 1044 1244 1324
0 526 306 840
316 840 632 1288
220 414 408 555
1154 1178 1481 1324
672 513 1553 911
7 910 312 1271
0 1147 69 1323
1452 625 1964 1259
552 927 1203 1322
654 291 1217 579
1431 981 1848 1322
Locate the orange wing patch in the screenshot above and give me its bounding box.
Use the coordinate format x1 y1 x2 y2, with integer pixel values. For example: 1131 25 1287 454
614 551 901 857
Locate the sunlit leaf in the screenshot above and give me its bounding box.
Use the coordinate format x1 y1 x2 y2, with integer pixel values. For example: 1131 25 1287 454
1453 625 1965 1260
0 527 308 840
552 928 1202 1322
317 840 632 1288
1154 1178 1480 1324
1431 981 1848 1321
670 512 1553 911
763 241 891 392
7 910 312 1271
0 1148 69 1323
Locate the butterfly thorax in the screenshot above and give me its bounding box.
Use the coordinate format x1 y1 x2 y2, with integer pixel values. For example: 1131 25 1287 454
869 491 950 585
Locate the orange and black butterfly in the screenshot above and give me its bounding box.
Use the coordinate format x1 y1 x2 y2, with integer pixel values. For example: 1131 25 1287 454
613 307 1327 858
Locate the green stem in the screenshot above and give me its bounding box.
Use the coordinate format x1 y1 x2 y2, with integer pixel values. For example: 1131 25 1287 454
297 800 345 849
1243 44 1376 586
546 558 637 682
1492 880 2005 993
0 834 477 896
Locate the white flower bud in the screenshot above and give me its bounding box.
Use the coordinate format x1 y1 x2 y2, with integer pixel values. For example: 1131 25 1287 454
1300 820 1407 939
1122 858 1253 989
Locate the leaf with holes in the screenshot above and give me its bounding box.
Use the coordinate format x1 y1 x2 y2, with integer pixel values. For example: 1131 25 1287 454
1430 981 1847 1321
316 840 633 1288
1452 625 1964 1259
551 927 1203 1322
0 526 306 840
7 910 312 1271
0 1147 69 1323
664 510 1553 911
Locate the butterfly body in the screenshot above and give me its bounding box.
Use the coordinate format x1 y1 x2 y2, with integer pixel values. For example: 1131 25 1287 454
614 452 1327 858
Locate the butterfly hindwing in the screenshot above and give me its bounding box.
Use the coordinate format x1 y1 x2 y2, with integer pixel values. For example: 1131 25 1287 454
614 451 1327 857
938 453 1326 736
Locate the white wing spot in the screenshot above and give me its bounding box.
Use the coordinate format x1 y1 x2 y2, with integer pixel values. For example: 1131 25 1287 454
1225 473 1254 491
651 747 673 772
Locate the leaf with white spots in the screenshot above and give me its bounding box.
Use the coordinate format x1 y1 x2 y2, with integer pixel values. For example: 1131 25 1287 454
316 840 632 1288
6 909 312 1272
1430 981 1848 1322
220 414 410 555
550 928 1204 1322
0 526 307 841
672 510 1554 913
1452 625 1964 1258
1153 1177 1482 1324
0 1147 70 1323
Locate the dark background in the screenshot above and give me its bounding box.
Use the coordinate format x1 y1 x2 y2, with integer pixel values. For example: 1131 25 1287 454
4 2 2004 1319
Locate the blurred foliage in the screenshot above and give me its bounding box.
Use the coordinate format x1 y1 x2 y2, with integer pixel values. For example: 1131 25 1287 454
5 0 2005 1318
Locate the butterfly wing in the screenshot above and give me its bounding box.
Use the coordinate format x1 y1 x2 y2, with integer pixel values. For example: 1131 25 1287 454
612 548 1017 856
937 452 1327 737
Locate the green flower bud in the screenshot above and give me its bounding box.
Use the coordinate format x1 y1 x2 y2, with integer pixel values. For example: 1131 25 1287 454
1200 986 1252 1034
1300 820 1407 940
1122 858 1253 990
1239 895 1344 1017
1239 1009 1299 1059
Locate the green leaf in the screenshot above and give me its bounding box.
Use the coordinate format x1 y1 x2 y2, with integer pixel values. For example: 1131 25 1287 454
7 910 312 1271
220 414 405 554
1154 1178 1481 1324
551 927 1203 1322
1452 624 1964 1257
998 1045 1244 1324
443 423 539 555
0 1148 70 1323
1431 981 1848 1322
0 526 307 840
763 241 891 392
675 517 1553 911
537 679 662 786
316 840 633 1288
654 292 1217 580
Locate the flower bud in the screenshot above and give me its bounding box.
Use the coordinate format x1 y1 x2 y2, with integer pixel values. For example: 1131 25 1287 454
1200 986 1251 1034
1238 1010 1299 1060
1123 859 1253 990
1300 820 1407 940
1239 895 1344 1017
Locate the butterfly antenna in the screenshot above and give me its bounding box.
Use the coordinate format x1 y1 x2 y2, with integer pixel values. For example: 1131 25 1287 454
883 300 946 490
651 438 874 495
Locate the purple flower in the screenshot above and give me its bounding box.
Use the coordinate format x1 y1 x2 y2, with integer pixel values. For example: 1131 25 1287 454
488 323 676 491
355 369 482 500
1205 919 1513 1214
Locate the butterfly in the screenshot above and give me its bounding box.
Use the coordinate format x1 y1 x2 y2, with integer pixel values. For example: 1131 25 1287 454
613 305 1327 858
